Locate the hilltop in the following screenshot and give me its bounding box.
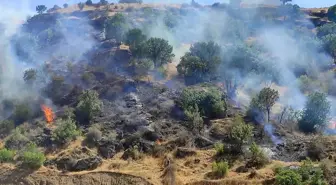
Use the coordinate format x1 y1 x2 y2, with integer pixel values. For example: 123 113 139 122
0 1 336 185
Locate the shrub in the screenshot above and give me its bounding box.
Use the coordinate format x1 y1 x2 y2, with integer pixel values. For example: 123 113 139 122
212 161 229 178
298 158 314 182
78 2 85 10
230 116 253 147
86 0 93 5
180 85 227 119
13 103 33 124
76 90 103 123
122 145 142 160
298 92 330 133
52 119 80 145
23 68 37 84
184 105 204 133
214 143 225 156
119 0 143 3
0 120 15 136
275 169 302 185
0 148 15 163
129 58 154 76
85 127 102 146
247 142 269 169
104 13 128 41
5 128 29 150
63 3 69 8
21 143 46 169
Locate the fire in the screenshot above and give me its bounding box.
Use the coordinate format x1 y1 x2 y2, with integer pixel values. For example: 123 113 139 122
41 104 55 124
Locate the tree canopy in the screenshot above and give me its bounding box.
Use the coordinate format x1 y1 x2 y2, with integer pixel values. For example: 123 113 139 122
328 5 336 22
142 38 175 67
36 5 47 14
104 13 128 41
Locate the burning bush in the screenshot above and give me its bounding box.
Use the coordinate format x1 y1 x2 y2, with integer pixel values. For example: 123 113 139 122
75 90 103 123
52 119 80 145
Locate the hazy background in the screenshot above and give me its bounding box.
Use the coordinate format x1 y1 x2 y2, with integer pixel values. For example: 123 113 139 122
1 0 335 13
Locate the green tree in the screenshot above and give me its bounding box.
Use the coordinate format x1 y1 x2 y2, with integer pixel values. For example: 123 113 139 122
23 68 37 84
78 2 85 10
52 118 80 145
317 23 336 38
177 41 221 85
104 13 127 41
248 87 279 123
142 38 175 67
86 0 93 5
76 90 103 123
36 5 47 14
327 5 336 22
298 92 331 133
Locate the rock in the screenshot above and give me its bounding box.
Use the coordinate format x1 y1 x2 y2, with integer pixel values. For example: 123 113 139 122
194 135 214 148
175 147 197 158
98 140 123 159
72 156 103 172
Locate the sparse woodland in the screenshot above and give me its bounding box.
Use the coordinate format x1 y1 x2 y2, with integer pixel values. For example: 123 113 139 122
0 0 336 185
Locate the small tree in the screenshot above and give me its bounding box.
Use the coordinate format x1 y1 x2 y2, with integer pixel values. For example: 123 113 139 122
5 128 29 150
230 116 253 149
298 92 330 133
248 87 279 123
280 0 292 5
212 161 229 178
63 3 69 8
86 0 93 5
76 90 103 123
21 142 46 169
52 119 80 145
36 5 47 14
78 2 85 10
104 13 128 41
119 0 143 3
125 28 147 49
23 68 37 84
100 0 109 5
327 5 336 22
142 38 175 67
85 126 102 146
13 103 33 124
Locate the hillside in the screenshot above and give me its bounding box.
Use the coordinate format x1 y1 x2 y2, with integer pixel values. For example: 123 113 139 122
0 1 336 185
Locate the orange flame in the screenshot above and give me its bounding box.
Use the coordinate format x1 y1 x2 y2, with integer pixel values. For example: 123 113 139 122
41 104 55 124
155 139 161 145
